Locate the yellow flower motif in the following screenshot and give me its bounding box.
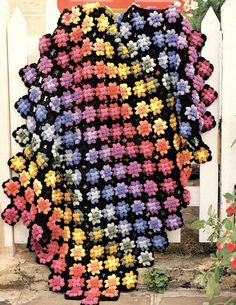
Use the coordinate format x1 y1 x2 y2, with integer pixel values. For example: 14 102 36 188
51 189 64 205
90 245 104 259
82 2 100 14
64 191 71 202
72 228 86 245
150 97 164 115
132 63 142 75
28 161 38 179
73 212 81 223
104 255 120 272
97 14 109 32
108 244 118 255
92 229 103 240
170 114 177 130
173 133 182 151
19 171 31 187
117 64 130 80
24 146 31 159
122 271 138 289
106 62 117 78
120 83 132 100
36 154 46 167
82 15 94 34
64 207 72 224
194 146 210 163
123 253 134 265
63 226 71 241
146 79 156 92
133 80 146 97
33 179 42 196
52 207 64 221
87 259 103 275
167 96 175 108
105 42 115 59
104 274 120 288
108 24 117 35
44 170 57 188
9 155 26 172
94 38 105 56
70 245 85 261
135 101 150 119
121 45 129 56
70 7 82 24
153 118 168 136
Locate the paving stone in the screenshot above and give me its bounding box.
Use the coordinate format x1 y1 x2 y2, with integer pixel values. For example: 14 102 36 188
159 296 234 305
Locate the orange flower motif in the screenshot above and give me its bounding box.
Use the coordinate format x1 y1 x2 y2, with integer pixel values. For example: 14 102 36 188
157 158 174 176
69 26 83 43
137 120 152 136
120 103 133 120
139 141 155 158
25 187 35 203
4 180 20 196
37 197 51 214
69 263 86 277
86 275 103 289
155 138 170 156
180 167 192 187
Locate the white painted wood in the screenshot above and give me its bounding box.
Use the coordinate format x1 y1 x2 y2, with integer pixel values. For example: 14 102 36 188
199 7 221 242
0 0 14 250
221 0 236 220
46 0 60 34
27 36 40 57
167 229 181 243
8 7 29 244
188 186 200 207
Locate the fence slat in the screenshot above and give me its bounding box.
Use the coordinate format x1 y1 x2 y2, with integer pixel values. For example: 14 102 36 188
199 7 221 242
221 0 236 219
8 7 28 244
46 0 60 34
0 0 14 251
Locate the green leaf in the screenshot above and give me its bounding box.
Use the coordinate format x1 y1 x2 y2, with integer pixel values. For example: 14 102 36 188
224 193 235 201
192 220 206 230
208 205 213 216
225 219 233 231
232 230 236 242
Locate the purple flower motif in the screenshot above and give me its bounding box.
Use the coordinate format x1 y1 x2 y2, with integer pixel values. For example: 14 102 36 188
29 86 42 103
129 181 143 197
115 182 128 199
146 198 161 214
149 217 162 232
152 31 165 48
177 32 188 49
42 75 58 93
102 185 114 201
152 235 168 250
179 122 192 138
60 71 73 89
165 5 180 23
38 56 53 74
86 148 98 164
131 12 146 30
113 163 127 180
41 123 55 141
100 165 112 181
148 11 164 27
82 106 96 123
133 218 148 233
165 214 182 230
116 201 129 218
131 200 145 215
83 127 97 145
98 145 111 162
137 236 151 250
118 220 132 237
22 66 37 85
60 91 74 108
49 96 61 113
185 63 195 79
86 168 100 185
72 107 82 125
177 79 190 95
182 19 192 34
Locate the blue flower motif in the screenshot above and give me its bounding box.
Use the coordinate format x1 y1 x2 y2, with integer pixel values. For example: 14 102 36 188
29 86 42 103
166 29 178 47
115 182 128 198
103 204 116 221
152 31 165 48
133 218 148 233
177 79 190 95
148 217 162 232
179 122 192 138
64 150 73 166
102 184 114 201
15 97 31 117
62 111 74 127
50 96 61 113
54 116 62 131
119 22 132 39
152 235 168 250
41 123 55 141
175 98 182 114
148 11 164 27
137 34 151 51
131 200 145 215
137 236 151 251
72 149 81 165
86 148 98 164
168 51 181 69
116 201 130 218
131 12 146 30
26 116 36 133
62 131 76 147
100 165 112 181
35 105 47 122
184 105 199 121
86 168 100 185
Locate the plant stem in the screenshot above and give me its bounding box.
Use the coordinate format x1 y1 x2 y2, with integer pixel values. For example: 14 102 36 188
224 296 236 305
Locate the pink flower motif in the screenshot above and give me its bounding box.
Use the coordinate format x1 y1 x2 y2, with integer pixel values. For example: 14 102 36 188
70 46 83 63
48 275 65 291
38 56 53 74
111 143 125 159
3 207 19 224
53 29 69 48
144 180 158 196
39 35 52 53
32 224 43 241
127 161 142 178
142 160 156 176
21 210 31 227
183 188 191 205
126 142 139 158
98 125 110 141
161 178 177 194
109 103 120 120
13 195 26 211
60 71 73 89
97 104 109 121
51 258 66 274
164 196 180 212
123 123 136 138
111 123 123 140
82 106 96 123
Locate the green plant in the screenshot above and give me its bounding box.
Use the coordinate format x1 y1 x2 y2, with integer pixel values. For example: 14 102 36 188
143 268 170 293
192 192 236 305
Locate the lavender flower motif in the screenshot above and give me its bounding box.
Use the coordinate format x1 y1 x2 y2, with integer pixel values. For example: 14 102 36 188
166 29 178 47
42 75 58 93
113 163 127 180
35 105 47 122
148 217 162 232
62 111 73 127
29 86 42 103
179 122 192 138
115 182 128 199
49 96 61 113
177 79 190 95
116 201 130 218
86 148 99 164
38 56 53 74
100 165 112 181
83 127 97 145
131 12 146 30
119 22 132 39
98 145 111 162
137 34 151 51
86 168 100 185
152 235 168 249
60 90 74 108
133 218 148 233
118 220 132 237
165 5 180 23
152 31 165 48
146 198 161 214
129 181 143 197
102 184 114 201
185 63 195 79
177 32 188 49
165 214 182 230
148 11 164 27
87 187 101 204
22 66 37 85
184 105 199 121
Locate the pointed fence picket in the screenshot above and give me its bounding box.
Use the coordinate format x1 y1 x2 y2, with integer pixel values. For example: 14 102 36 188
1 0 234 248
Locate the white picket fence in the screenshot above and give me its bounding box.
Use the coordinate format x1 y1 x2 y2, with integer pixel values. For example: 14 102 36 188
1 0 236 251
